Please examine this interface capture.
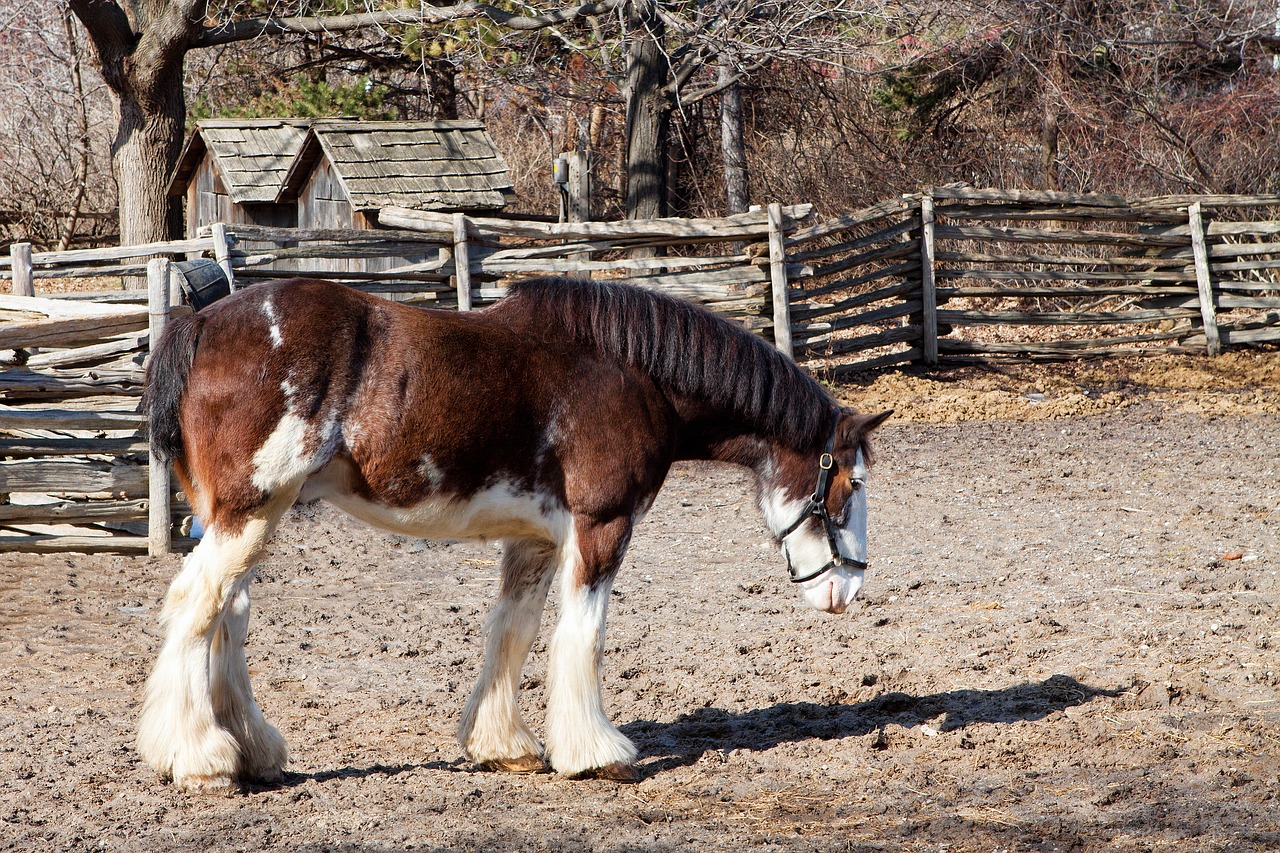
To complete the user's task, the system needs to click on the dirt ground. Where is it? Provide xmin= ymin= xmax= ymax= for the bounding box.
xmin=2 ymin=353 xmax=1278 ymax=852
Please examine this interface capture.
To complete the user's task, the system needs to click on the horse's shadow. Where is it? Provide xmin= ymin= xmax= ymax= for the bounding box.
xmin=251 ymin=674 xmax=1125 ymax=789
xmin=620 ymin=674 xmax=1128 ymax=778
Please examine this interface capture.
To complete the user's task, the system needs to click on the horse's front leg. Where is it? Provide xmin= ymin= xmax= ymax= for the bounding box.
xmin=458 ymin=538 xmax=557 ymax=772
xmin=544 ymin=515 xmax=638 ymax=780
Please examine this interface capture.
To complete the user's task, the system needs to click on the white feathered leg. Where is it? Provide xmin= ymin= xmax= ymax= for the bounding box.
xmin=137 ymin=496 xmax=292 ymax=789
xmin=459 ymin=539 xmax=556 ymax=771
xmin=543 ymin=542 xmax=637 ymax=778
xmin=209 ymin=576 xmax=288 ymax=781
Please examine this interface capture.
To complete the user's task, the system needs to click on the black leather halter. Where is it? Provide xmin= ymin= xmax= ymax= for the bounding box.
xmin=778 ymin=410 xmax=869 ymax=584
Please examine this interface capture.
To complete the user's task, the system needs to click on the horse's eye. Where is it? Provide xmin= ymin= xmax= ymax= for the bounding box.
xmin=850 ymin=479 xmax=863 ymax=492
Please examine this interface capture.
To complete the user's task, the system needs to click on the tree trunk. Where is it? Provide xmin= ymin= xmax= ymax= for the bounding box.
xmin=718 ymin=64 xmax=749 ymax=215
xmin=70 ymin=1 xmax=198 ymax=253
xmin=112 ymin=81 xmax=187 ymax=251
xmin=623 ymin=0 xmax=669 ymax=221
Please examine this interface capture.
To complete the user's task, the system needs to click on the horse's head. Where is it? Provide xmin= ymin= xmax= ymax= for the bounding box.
xmin=760 ymin=409 xmax=893 ymax=614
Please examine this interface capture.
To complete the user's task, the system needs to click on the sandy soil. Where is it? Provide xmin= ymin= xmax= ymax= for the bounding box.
xmin=2 ymin=356 xmax=1279 ymax=852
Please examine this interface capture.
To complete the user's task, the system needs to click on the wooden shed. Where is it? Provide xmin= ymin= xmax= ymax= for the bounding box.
xmin=278 ymin=120 xmax=514 ymax=229
xmin=167 ymin=118 xmax=311 ymax=235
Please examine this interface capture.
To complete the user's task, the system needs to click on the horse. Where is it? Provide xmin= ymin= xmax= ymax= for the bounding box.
xmin=138 ymin=275 xmax=892 ymax=789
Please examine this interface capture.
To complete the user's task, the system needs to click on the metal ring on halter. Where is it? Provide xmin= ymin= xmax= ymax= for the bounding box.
xmin=779 ymin=409 xmax=869 ymax=584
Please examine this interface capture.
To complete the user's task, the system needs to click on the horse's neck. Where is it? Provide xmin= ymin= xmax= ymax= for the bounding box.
xmin=671 ymin=405 xmax=780 ymax=473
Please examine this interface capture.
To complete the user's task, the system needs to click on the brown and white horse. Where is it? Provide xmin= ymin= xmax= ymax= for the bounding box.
xmin=138 ymin=276 xmax=891 ymax=788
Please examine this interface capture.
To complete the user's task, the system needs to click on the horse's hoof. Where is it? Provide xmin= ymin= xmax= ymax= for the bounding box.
xmin=573 ymin=762 xmax=642 ymax=783
xmin=241 ymin=766 xmax=285 ymax=785
xmin=479 ymin=755 xmax=548 ymax=774
xmin=173 ymin=773 xmax=237 ymax=792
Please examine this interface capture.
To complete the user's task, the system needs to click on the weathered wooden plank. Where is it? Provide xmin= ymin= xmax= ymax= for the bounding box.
xmin=148 ymin=257 xmax=172 ymax=555
xmin=0 ymin=315 xmax=148 ymax=351
xmin=803 ymin=260 xmax=920 ymax=300
xmin=1188 ymin=202 xmax=1221 ymax=357
xmin=20 ymin=237 xmax=213 ymax=266
xmin=920 ymin=196 xmax=938 ymax=366
xmin=937 ymin=285 xmax=1198 ymax=299
xmin=0 ymin=437 xmax=148 ymax=458
xmin=233 ymin=241 xmax=451 ymax=262
xmin=0 ymin=458 xmax=148 ymax=496
xmin=0 ymin=405 xmax=144 ymax=430
xmin=628 ymin=264 xmax=776 ymax=291
xmin=0 ymin=534 xmax=197 ymax=554
xmin=936 ymin=307 xmax=1197 ymax=326
xmin=1209 ymin=258 xmax=1280 ymax=274
xmin=1206 ymin=221 xmax=1280 ymax=237
xmin=380 ymin=204 xmax=813 ymax=242
xmin=0 ymin=498 xmax=150 ymax=524
xmin=823 ymin=347 xmax=922 ymax=375
xmin=933 ymin=267 xmax=1198 ymax=283
xmin=478 ymin=254 xmax=750 ymax=275
xmin=807 ymin=241 xmax=918 ymax=280
xmin=823 ymin=300 xmax=923 ymax=334
xmin=10 ymin=243 xmax=33 ymax=297
xmin=937 ymin=327 xmax=1189 ymax=354
xmin=786 ymin=217 xmax=920 ymax=264
xmin=1135 ymin=193 xmax=1280 ymax=210
xmin=767 ymin=204 xmax=792 ymax=357
xmin=0 ymin=370 xmax=143 ymax=400
xmin=794 ymin=324 xmax=919 ymax=356
xmin=236 ymin=267 xmax=452 ymax=284
xmin=23 ymin=333 xmax=148 ymax=370
xmin=1207 ymin=240 xmax=1280 ymax=259
xmin=933 ymin=224 xmax=1187 ymax=248
xmin=932 ymin=202 xmax=1181 ymax=224
xmin=787 ymin=196 xmax=918 ymax=244
xmin=1181 ymin=325 xmax=1280 ymax=346
xmin=933 ymin=250 xmax=1190 ymax=268
xmin=791 ymin=280 xmax=920 ymax=322
xmin=928 ymin=187 xmax=1132 ymax=207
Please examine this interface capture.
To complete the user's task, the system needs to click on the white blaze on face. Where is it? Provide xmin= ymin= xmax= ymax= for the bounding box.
xmin=762 ymin=450 xmax=870 ymax=615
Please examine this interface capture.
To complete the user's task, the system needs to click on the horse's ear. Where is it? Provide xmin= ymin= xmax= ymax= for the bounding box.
xmin=841 ymin=409 xmax=894 ymax=441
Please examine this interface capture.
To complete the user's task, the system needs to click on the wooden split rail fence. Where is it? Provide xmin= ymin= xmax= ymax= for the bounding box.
xmin=3 ymin=189 xmax=1279 ymax=553
xmin=780 ymin=188 xmax=1280 ymax=376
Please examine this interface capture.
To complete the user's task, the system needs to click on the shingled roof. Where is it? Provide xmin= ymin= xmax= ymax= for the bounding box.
xmin=279 ymin=120 xmax=514 ymax=212
xmin=168 ymin=119 xmax=311 ymax=203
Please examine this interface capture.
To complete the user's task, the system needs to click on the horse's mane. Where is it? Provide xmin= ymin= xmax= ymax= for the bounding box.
xmin=501 ymin=277 xmax=836 ymax=448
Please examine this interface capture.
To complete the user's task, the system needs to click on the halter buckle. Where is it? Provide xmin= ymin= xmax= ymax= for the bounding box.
xmin=819 ymin=453 xmax=834 ymax=470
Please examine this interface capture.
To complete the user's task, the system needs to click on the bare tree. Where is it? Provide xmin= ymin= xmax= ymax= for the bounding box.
xmin=0 ymin=1 xmax=115 ymax=249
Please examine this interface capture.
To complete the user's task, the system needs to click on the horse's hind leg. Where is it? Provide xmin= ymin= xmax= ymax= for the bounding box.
xmin=459 ymin=538 xmax=556 ymax=772
xmin=136 ymin=490 xmax=296 ymax=789
xmin=209 ymin=572 xmax=288 ymax=782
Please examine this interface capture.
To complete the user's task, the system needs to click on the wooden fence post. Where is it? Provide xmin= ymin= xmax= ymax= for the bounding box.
xmin=919 ymin=195 xmax=939 ymax=365
xmin=10 ymin=242 xmax=33 ymax=297
xmin=452 ymin=213 xmax=473 ymax=312
xmin=1188 ymin=201 xmax=1221 ymax=357
xmin=565 ymin=151 xmax=593 ymax=279
xmin=210 ymin=222 xmax=236 ymax=291
xmin=146 ymin=258 xmax=172 ymax=557
xmin=767 ymin=202 xmax=793 ymax=358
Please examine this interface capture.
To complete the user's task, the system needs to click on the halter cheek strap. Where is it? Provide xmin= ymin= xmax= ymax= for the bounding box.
xmin=779 ymin=410 xmax=869 ymax=585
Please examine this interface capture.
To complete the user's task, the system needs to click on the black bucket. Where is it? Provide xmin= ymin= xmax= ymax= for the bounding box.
xmin=170 ymin=259 xmax=231 ymax=310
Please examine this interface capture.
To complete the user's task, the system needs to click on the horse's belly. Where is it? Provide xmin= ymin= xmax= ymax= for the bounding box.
xmin=302 ymin=465 xmax=568 ymax=543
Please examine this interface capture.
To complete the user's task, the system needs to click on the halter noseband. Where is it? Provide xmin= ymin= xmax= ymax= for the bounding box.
xmin=778 ymin=410 xmax=869 ymax=584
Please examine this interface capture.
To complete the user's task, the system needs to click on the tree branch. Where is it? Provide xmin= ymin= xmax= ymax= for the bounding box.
xmin=193 ymin=0 xmax=625 ymax=49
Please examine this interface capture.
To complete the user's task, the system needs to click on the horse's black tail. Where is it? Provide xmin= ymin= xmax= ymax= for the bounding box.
xmin=144 ymin=313 xmax=205 ymax=464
